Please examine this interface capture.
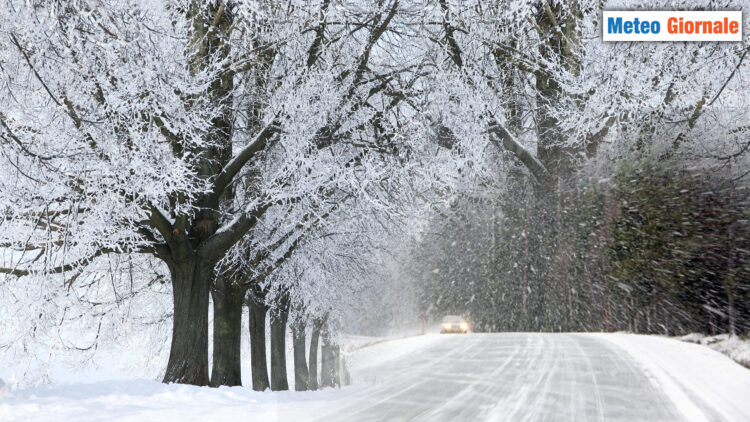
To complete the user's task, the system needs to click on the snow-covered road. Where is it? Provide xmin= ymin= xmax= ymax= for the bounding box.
xmin=320 ymin=333 xmax=749 ymax=422
xmin=2 ymin=333 xmax=750 ymax=421
xmin=330 ymin=333 xmax=678 ymax=421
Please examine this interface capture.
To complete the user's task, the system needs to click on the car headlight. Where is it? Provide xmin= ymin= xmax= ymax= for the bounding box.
xmin=442 ymin=323 xmax=452 ymax=330
xmin=460 ymin=322 xmax=468 ymax=330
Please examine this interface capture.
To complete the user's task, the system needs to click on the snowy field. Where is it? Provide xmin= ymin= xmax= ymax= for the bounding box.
xmin=2 ymin=333 xmax=750 ymax=422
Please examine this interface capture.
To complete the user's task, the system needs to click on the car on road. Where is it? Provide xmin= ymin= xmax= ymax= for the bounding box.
xmin=440 ymin=315 xmax=469 ymax=333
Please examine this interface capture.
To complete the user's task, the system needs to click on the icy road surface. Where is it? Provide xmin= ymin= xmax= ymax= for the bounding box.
xmin=2 ymin=333 xmax=750 ymax=421
xmin=317 ymin=333 xmax=750 ymax=422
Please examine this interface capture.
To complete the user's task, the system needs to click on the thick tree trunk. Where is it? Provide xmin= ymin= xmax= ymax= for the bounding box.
xmin=160 ymin=2 xmax=236 ymax=388
xmin=248 ymin=297 xmax=270 ymax=391
xmin=534 ymin=3 xmax=581 ymax=179
xmin=333 ymin=345 xmax=341 ymax=387
xmin=210 ymin=278 xmax=244 ymax=387
xmin=339 ymin=351 xmax=350 ymax=386
xmin=270 ymin=305 xmax=289 ymax=391
xmin=320 ymin=332 xmax=340 ymax=388
xmin=163 ymin=259 xmax=211 ymax=385
xmin=292 ymin=320 xmax=309 ymax=391
xmin=308 ymin=321 xmax=321 ymax=390
xmin=320 ymin=341 xmax=333 ymax=388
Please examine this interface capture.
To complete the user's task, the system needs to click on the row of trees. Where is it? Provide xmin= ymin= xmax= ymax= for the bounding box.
xmin=0 ymin=0 xmax=433 ymax=387
xmin=412 ymin=160 xmax=750 ymax=335
xmin=2 ymin=0 xmax=749 ymax=387
xmin=399 ymin=0 xmax=750 ymax=334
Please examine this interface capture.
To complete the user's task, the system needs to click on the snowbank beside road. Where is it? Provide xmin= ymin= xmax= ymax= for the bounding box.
xmin=0 ymin=334 xmax=438 ymax=422
xmin=346 ymin=333 xmax=441 ymax=371
xmin=0 ymin=379 xmax=327 ymax=421
xmin=593 ymin=333 xmax=750 ymax=422
xmin=680 ymin=333 xmax=750 ymax=369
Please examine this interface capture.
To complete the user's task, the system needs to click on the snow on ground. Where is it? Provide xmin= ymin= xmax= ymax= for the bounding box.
xmin=345 ymin=331 xmax=441 ymax=371
xmin=593 ymin=332 xmax=750 ymax=422
xmin=679 ymin=333 xmax=750 ymax=369
xmin=2 ymin=332 xmax=750 ymax=422
xmin=0 ymin=333 xmax=436 ymax=422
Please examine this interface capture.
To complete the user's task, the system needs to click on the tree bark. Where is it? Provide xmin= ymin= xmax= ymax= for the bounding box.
xmin=163 ymin=258 xmax=211 ymax=385
xmin=308 ymin=320 xmax=321 ymax=390
xmin=248 ymin=296 xmax=270 ymax=391
xmin=320 ymin=332 xmax=340 ymax=388
xmin=270 ymin=303 xmax=289 ymax=391
xmin=534 ymin=2 xmax=581 ymax=180
xmin=339 ymin=350 xmax=350 ymax=386
xmin=292 ymin=320 xmax=309 ymax=391
xmin=160 ymin=2 xmax=234 ymax=387
xmin=210 ymin=277 xmax=244 ymax=387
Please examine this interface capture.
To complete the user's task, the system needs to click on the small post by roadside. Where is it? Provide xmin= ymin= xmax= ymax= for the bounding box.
xmin=421 ymin=313 xmax=425 ymax=335
xmin=605 ymin=305 xmax=610 ymax=333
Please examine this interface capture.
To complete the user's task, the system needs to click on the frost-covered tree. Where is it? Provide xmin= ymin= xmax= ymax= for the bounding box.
xmin=1 ymin=0 xmax=241 ymax=385
xmin=0 ymin=0 xmax=422 ymax=386
xmin=409 ymin=0 xmax=750 ymax=331
xmin=3 ymin=0 xmax=750 ymax=389
xmin=0 ymin=0 xmax=456 ymax=387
